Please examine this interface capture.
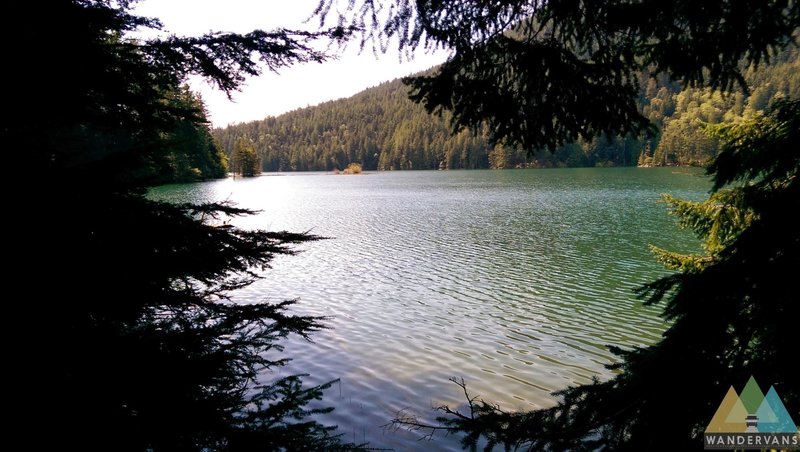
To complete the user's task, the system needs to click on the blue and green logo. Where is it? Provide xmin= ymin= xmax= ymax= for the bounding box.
xmin=705 ymin=376 xmax=799 ymax=449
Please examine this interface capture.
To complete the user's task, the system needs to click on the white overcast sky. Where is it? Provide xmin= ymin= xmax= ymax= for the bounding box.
xmin=132 ymin=0 xmax=447 ymax=127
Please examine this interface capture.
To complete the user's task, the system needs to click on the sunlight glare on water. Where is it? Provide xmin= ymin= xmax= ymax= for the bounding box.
xmin=150 ymin=167 xmax=709 ymax=450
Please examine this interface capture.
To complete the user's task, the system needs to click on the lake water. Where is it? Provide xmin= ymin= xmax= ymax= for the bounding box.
xmin=150 ymin=167 xmax=709 ymax=450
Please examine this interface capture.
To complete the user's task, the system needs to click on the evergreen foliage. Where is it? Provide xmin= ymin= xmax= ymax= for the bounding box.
xmin=315 ymin=0 xmax=799 ymax=449
xmin=396 ymin=97 xmax=800 ymax=452
xmin=233 ymin=137 xmax=261 ymax=177
xmin=315 ymin=0 xmax=797 ymax=151
xmin=158 ymin=86 xmax=229 ymax=183
xmin=214 ymin=77 xmax=493 ymax=171
xmin=214 ymin=50 xmax=799 ymax=170
xmin=7 ymin=1 xmax=358 ymax=449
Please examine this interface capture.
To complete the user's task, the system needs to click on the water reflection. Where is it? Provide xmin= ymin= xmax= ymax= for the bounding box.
xmin=151 ymin=168 xmax=708 ymax=450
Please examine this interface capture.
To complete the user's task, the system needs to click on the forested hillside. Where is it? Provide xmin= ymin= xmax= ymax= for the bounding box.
xmin=214 ymin=49 xmax=799 ymax=171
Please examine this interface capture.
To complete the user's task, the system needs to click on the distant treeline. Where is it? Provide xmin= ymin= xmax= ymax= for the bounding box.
xmin=214 ymin=48 xmax=799 ymax=171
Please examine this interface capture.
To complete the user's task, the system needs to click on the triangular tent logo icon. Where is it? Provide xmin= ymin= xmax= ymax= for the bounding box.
xmin=757 ymin=386 xmax=798 ymax=433
xmin=740 ymin=376 xmax=765 ymax=415
xmin=705 ymin=377 xmax=798 ymax=435
xmin=707 ymin=386 xmax=747 ymax=432
xmin=705 ymin=377 xmax=799 ymax=449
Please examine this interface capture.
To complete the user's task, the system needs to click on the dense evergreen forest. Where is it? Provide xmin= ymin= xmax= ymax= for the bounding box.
xmin=156 ymin=87 xmax=228 ymax=183
xmin=214 ymin=48 xmax=799 ymax=171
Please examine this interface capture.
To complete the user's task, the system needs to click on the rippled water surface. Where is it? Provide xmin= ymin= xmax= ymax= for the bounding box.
xmin=151 ymin=168 xmax=709 ymax=450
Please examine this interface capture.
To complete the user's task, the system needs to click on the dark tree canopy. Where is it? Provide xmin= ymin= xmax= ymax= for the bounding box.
xmin=422 ymin=101 xmax=800 ymax=451
xmin=8 ymin=0 xmax=349 ymax=190
xmin=156 ymin=86 xmax=229 ymax=183
xmin=316 ymin=1 xmax=800 ymax=450
xmin=317 ymin=0 xmax=798 ymax=149
xmin=6 ymin=1 xmax=358 ymax=450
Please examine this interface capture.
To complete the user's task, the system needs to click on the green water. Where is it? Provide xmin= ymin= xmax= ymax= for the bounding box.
xmin=150 ymin=167 xmax=709 ymax=450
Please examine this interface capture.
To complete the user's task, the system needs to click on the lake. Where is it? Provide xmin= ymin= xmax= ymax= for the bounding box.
xmin=150 ymin=167 xmax=709 ymax=450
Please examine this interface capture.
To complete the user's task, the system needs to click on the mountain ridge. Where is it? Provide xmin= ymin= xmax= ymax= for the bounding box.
xmin=213 ymin=49 xmax=799 ymax=171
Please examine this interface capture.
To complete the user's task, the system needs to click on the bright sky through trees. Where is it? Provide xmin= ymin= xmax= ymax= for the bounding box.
xmin=133 ymin=0 xmax=448 ymax=127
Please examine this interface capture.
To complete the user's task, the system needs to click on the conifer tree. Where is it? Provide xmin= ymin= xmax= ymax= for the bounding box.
xmin=316 ymin=0 xmax=799 ymax=448
xmin=233 ymin=137 xmax=261 ymax=177
xmin=6 ymin=1 xmax=358 ymax=449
